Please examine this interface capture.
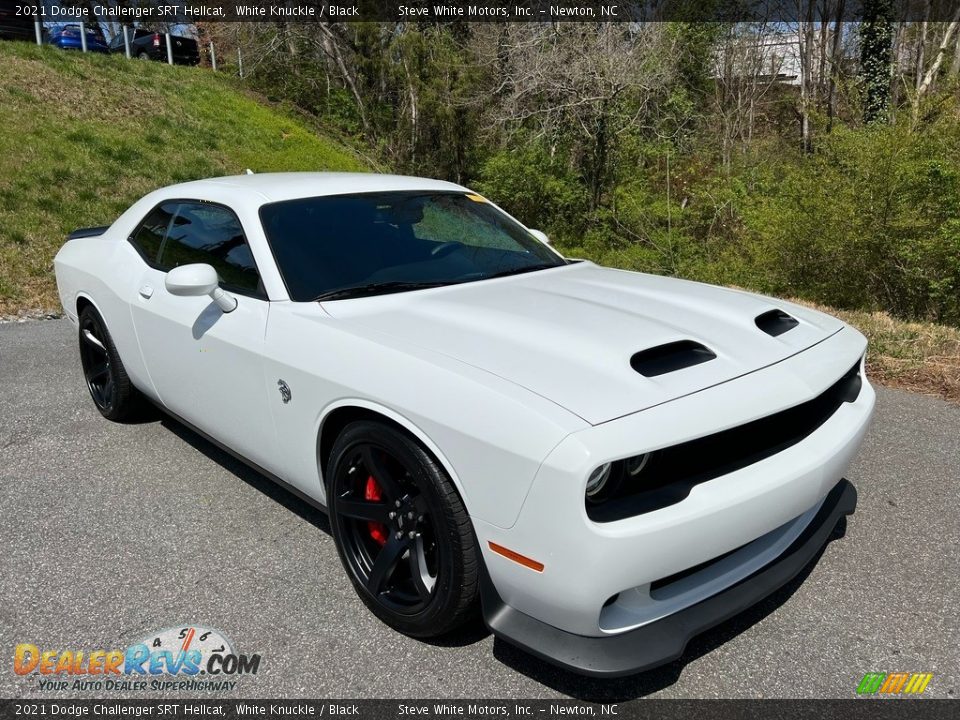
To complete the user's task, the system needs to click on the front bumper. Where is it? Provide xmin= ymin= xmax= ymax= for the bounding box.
xmin=481 ymin=478 xmax=857 ymax=677
xmin=475 ymin=327 xmax=873 ymax=640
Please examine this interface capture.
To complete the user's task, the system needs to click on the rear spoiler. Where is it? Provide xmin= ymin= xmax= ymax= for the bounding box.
xmin=67 ymin=226 xmax=110 ymax=240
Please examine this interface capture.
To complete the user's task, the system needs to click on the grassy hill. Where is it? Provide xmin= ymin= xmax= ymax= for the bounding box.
xmin=0 ymin=41 xmax=371 ymax=313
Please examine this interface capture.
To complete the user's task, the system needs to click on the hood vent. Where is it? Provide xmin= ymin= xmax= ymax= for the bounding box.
xmin=755 ymin=309 xmax=799 ymax=337
xmin=630 ymin=340 xmax=717 ymax=378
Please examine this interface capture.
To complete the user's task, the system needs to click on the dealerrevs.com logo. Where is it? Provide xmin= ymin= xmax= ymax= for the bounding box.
xmin=13 ymin=625 xmax=261 ymax=692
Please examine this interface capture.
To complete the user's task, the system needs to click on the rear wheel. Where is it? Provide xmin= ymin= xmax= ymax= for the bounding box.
xmin=327 ymin=421 xmax=479 ymax=637
xmin=78 ymin=305 xmax=143 ymax=421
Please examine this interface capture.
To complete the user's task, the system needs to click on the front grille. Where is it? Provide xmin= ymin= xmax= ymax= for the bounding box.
xmin=587 ymin=360 xmax=862 ymax=523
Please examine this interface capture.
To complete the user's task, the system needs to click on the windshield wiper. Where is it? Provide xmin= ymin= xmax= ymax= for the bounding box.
xmin=313 ymin=280 xmax=450 ymax=302
xmin=314 ymin=264 xmax=561 ymax=301
xmin=484 ymin=263 xmax=561 ymax=281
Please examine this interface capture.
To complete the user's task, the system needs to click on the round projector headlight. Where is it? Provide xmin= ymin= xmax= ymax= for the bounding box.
xmin=585 ymin=463 xmax=612 ymax=500
xmin=626 ymin=453 xmax=651 ymax=476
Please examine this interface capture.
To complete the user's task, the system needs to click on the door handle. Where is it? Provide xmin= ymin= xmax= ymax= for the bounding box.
xmin=138 ymin=285 xmax=154 ymax=299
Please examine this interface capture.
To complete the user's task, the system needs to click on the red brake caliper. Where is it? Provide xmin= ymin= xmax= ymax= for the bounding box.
xmin=364 ymin=475 xmax=388 ymax=547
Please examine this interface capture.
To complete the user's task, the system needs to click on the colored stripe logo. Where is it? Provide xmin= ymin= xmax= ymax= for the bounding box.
xmin=857 ymin=672 xmax=933 ymax=695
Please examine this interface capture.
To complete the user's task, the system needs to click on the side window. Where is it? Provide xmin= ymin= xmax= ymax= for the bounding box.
xmin=129 ymin=203 xmax=177 ymax=264
xmin=157 ymin=202 xmax=264 ymax=297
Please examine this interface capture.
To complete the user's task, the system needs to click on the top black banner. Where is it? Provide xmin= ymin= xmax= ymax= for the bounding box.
xmin=15 ymin=0 xmax=960 ymax=23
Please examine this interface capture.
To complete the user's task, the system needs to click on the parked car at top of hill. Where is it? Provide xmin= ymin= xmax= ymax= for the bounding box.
xmin=0 ymin=0 xmax=37 ymax=41
xmin=110 ymin=27 xmax=199 ymax=65
xmin=46 ymin=24 xmax=109 ymax=54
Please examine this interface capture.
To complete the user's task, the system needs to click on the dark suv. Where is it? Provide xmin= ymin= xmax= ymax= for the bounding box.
xmin=110 ymin=27 xmax=199 ymax=66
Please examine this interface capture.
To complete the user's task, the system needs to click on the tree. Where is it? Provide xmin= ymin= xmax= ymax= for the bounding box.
xmin=860 ymin=0 xmax=895 ymax=124
xmin=712 ymin=22 xmax=784 ymax=168
xmin=826 ymin=0 xmax=847 ymax=131
xmin=469 ymin=23 xmax=677 ymax=208
xmin=912 ymin=5 xmax=960 ymax=124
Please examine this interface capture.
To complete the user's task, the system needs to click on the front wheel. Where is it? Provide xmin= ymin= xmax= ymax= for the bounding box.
xmin=327 ymin=421 xmax=479 ymax=637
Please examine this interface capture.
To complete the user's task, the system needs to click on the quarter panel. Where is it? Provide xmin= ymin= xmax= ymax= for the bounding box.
xmin=54 ymin=235 xmax=156 ymax=398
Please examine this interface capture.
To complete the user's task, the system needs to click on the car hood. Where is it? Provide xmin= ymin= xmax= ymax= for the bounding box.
xmin=322 ymin=262 xmax=845 ymax=425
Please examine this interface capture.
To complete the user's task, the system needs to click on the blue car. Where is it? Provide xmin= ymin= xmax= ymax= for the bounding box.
xmin=46 ymin=24 xmax=109 ymax=54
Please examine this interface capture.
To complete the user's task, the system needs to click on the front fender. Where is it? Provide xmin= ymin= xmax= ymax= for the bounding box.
xmin=262 ymin=304 xmax=586 ymax=527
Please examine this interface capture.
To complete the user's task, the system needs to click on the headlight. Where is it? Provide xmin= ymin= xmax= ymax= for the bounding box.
xmin=585 ymin=463 xmax=612 ymax=500
xmin=585 ymin=453 xmax=654 ymax=505
xmin=626 ymin=453 xmax=650 ymax=476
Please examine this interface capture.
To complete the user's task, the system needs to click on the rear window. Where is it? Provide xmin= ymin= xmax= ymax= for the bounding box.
xmin=56 ymin=24 xmax=103 ymax=40
xmin=129 ymin=203 xmax=175 ymax=264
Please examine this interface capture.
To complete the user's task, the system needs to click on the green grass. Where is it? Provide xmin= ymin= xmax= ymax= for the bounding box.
xmin=0 ymin=41 xmax=371 ymax=312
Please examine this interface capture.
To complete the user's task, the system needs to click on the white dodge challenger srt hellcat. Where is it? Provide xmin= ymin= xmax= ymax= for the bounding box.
xmin=54 ymin=173 xmax=874 ymax=677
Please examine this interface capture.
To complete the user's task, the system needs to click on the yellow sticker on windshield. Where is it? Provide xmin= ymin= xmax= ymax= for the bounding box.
xmin=465 ymin=193 xmax=487 ymax=203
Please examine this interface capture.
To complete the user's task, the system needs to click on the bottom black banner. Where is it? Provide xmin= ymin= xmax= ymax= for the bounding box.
xmin=0 ymin=700 xmax=956 ymax=720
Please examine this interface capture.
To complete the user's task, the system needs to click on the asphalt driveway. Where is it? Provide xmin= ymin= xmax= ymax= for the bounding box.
xmin=1 ymin=319 xmax=957 ymax=701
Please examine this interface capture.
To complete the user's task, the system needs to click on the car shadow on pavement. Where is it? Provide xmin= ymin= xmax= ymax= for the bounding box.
xmin=492 ymin=518 xmax=848 ymax=702
xmin=159 ymin=416 xmax=332 ymax=536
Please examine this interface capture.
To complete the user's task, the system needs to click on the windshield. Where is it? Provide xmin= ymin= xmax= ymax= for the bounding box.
xmin=259 ymin=191 xmax=565 ymax=301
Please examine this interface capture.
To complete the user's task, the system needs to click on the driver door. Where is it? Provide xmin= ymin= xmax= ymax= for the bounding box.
xmin=127 ymin=200 xmax=277 ymax=470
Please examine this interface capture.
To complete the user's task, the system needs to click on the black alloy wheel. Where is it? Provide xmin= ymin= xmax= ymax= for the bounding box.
xmin=77 ymin=305 xmax=142 ymax=421
xmin=327 ymin=421 xmax=478 ymax=637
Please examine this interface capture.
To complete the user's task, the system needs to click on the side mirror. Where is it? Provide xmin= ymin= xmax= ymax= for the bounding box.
xmin=165 ymin=264 xmax=237 ymax=313
xmin=529 ymin=229 xmax=551 ymax=246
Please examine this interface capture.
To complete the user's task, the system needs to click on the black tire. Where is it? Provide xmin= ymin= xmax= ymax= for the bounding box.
xmin=138 ymin=51 xmax=150 ymax=61
xmin=327 ymin=421 xmax=479 ymax=637
xmin=77 ymin=305 xmax=144 ymax=422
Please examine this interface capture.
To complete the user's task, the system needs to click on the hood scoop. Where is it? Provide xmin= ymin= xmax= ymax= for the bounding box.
xmin=630 ymin=340 xmax=717 ymax=378
xmin=756 ymin=309 xmax=799 ymax=337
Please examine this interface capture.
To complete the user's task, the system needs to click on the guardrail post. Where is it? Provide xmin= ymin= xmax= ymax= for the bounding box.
xmin=34 ymin=20 xmax=42 ymax=46
xmin=237 ymin=46 xmax=243 ymax=78
xmin=80 ymin=22 xmax=88 ymax=53
xmin=123 ymin=25 xmax=131 ymax=59
xmin=209 ymin=41 xmax=217 ymax=71
xmin=165 ymin=32 xmax=173 ymax=65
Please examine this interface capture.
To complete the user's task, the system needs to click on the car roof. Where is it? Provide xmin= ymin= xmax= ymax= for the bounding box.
xmin=160 ymin=172 xmax=470 ymax=204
